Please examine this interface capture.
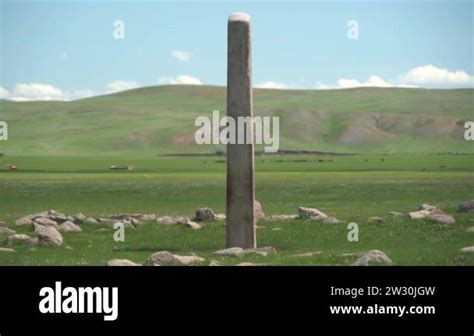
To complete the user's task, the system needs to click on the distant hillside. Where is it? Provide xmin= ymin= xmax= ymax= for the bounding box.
xmin=0 ymin=85 xmax=473 ymax=156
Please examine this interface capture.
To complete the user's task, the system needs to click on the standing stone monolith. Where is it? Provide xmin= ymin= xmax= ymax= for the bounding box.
xmin=226 ymin=12 xmax=256 ymax=249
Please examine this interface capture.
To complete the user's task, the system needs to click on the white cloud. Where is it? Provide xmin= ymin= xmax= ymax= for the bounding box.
xmin=255 ymin=81 xmax=289 ymax=89
xmin=9 ymin=83 xmax=67 ymax=101
xmin=317 ymin=75 xmax=418 ymax=90
xmin=106 ymin=80 xmax=140 ymax=93
xmin=158 ymin=75 xmax=202 ymax=85
xmin=170 ymin=50 xmax=192 ymax=62
xmin=400 ymin=65 xmax=473 ymax=85
xmin=0 ymin=86 xmax=9 ymax=99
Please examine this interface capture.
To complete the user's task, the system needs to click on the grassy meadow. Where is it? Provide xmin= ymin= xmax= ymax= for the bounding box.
xmin=0 ymin=154 xmax=473 ymax=266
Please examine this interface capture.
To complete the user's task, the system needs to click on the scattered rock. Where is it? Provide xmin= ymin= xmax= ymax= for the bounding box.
xmin=458 ymin=200 xmax=474 ymax=213
xmin=58 ymin=221 xmax=82 ymax=233
xmin=323 ymin=217 xmax=341 ymax=224
xmin=460 ymin=246 xmax=474 ymax=253
xmin=419 ymin=203 xmax=438 ymax=211
xmin=156 ymin=216 xmax=189 ymax=225
xmin=33 ymin=217 xmax=59 ymax=228
xmin=409 ymin=210 xmax=431 ymax=219
xmin=156 ymin=216 xmax=177 ymax=225
xmin=181 ymin=220 xmax=202 ymax=230
xmin=408 ymin=205 xmax=456 ymax=224
xmin=352 ymin=250 xmax=392 ymax=266
xmin=388 ymin=211 xmax=404 ymax=217
xmin=213 ymin=246 xmax=276 ymax=257
xmin=368 ymin=216 xmax=385 ymax=224
xmin=194 ymin=207 xmax=215 ymax=221
xmin=290 ymin=251 xmax=324 ymax=258
xmin=214 ymin=213 xmax=226 ymax=221
xmin=83 ymin=217 xmax=99 ymax=225
xmin=208 ymin=260 xmax=221 ymax=266
xmin=133 ymin=214 xmax=156 ymax=222
xmin=0 ymin=247 xmax=15 ymax=253
xmin=143 ymin=251 xmax=204 ymax=266
xmin=264 ymin=214 xmax=298 ymax=222
xmin=254 ymin=201 xmax=265 ymax=220
xmin=214 ymin=247 xmax=244 ymax=257
xmin=0 ymin=226 xmax=16 ymax=235
xmin=15 ymin=217 xmax=33 ymax=226
xmin=73 ymin=213 xmax=87 ymax=223
xmin=106 ymin=259 xmax=138 ymax=266
xmin=271 ymin=227 xmax=282 ymax=231
xmin=110 ymin=220 xmax=135 ymax=229
xmin=173 ymin=254 xmax=205 ymax=265
xmin=465 ymin=227 xmax=474 ymax=233
xmin=237 ymin=262 xmax=257 ymax=266
xmin=298 ymin=206 xmax=328 ymax=221
xmin=34 ymin=224 xmax=63 ymax=247
xmin=7 ymin=234 xmax=38 ymax=246
xmin=0 ymin=220 xmax=5 ymax=225
xmin=428 ymin=213 xmax=455 ymax=224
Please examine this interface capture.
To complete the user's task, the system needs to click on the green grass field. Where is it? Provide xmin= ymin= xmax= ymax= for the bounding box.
xmin=1 ymin=86 xmax=473 ymax=156
xmin=1 ymin=154 xmax=473 ymax=266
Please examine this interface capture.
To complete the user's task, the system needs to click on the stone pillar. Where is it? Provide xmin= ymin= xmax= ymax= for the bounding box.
xmin=226 ymin=12 xmax=256 ymax=249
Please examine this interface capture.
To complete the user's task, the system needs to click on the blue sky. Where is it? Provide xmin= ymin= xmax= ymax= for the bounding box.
xmin=0 ymin=0 xmax=473 ymax=100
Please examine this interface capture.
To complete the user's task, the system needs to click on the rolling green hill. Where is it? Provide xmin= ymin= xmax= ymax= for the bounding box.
xmin=0 ymin=85 xmax=472 ymax=156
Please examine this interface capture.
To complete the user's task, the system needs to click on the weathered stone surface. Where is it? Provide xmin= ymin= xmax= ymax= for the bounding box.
xmin=290 ymin=251 xmax=324 ymax=258
xmin=33 ymin=217 xmax=59 ymax=228
xmin=458 ymin=200 xmax=474 ymax=213
xmin=34 ymin=224 xmax=63 ymax=246
xmin=214 ymin=247 xmax=244 ymax=257
xmin=0 ymin=247 xmax=15 ymax=253
xmin=419 ymin=203 xmax=438 ymax=211
xmin=214 ymin=213 xmax=226 ymax=221
xmin=368 ymin=217 xmax=385 ymax=224
xmin=298 ymin=207 xmax=328 ymax=220
xmin=194 ymin=207 xmax=215 ymax=221
xmin=73 ymin=213 xmax=87 ymax=223
xmin=352 ymin=250 xmax=392 ymax=266
xmin=428 ymin=213 xmax=455 ymax=224
xmin=181 ymin=220 xmax=202 ymax=230
xmin=7 ymin=234 xmax=38 ymax=246
xmin=83 ymin=217 xmax=99 ymax=225
xmin=226 ymin=12 xmax=255 ymax=250
xmin=237 ymin=262 xmax=257 ymax=266
xmin=323 ymin=217 xmax=341 ymax=224
xmin=15 ymin=217 xmax=33 ymax=226
xmin=213 ymin=246 xmax=276 ymax=257
xmin=133 ymin=214 xmax=156 ymax=222
xmin=143 ymin=251 xmax=204 ymax=266
xmin=460 ymin=246 xmax=474 ymax=253
xmin=0 ymin=220 xmax=5 ymax=225
xmin=388 ymin=211 xmax=404 ymax=217
xmin=106 ymin=259 xmax=138 ymax=266
xmin=409 ymin=210 xmax=431 ymax=219
xmin=0 ymin=226 xmax=16 ymax=235
xmin=208 ymin=260 xmax=221 ymax=266
xmin=156 ymin=216 xmax=176 ymax=225
xmin=156 ymin=216 xmax=190 ymax=226
xmin=254 ymin=201 xmax=265 ymax=220
xmin=58 ymin=221 xmax=82 ymax=233
xmin=465 ymin=226 xmax=474 ymax=233
xmin=264 ymin=215 xmax=298 ymax=222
